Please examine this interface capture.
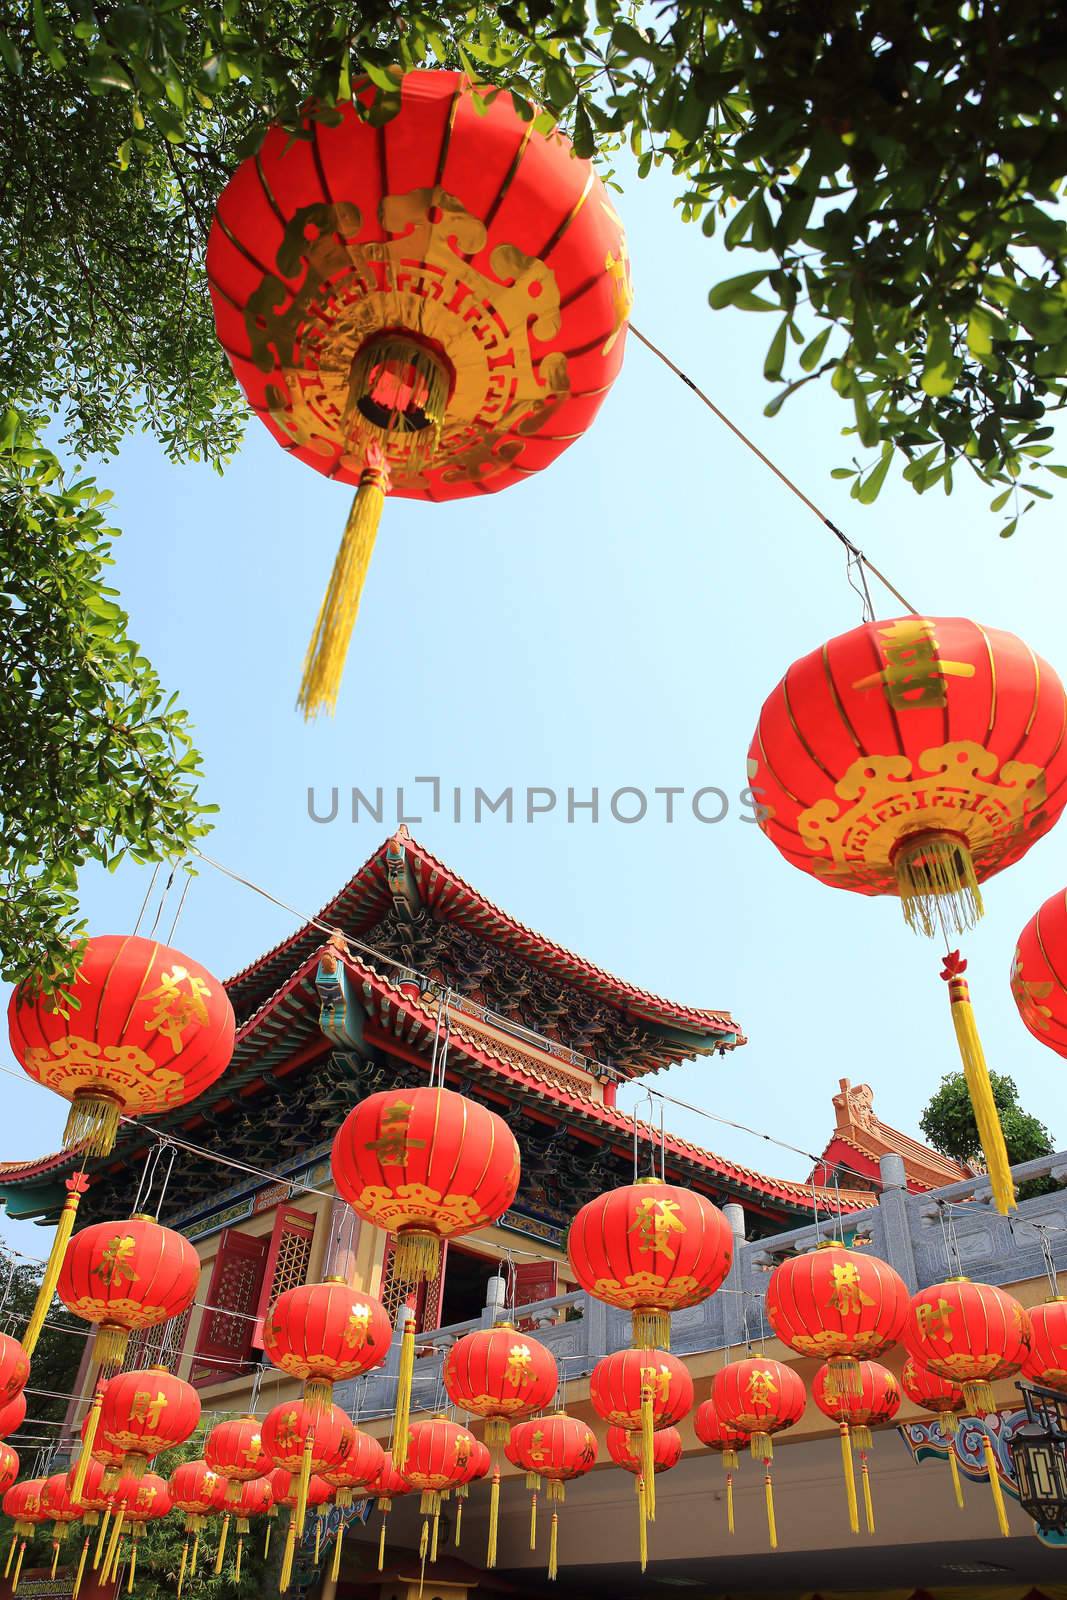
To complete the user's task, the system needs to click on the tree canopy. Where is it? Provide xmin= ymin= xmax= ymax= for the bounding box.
xmin=920 ymin=1069 xmax=1054 ymax=1168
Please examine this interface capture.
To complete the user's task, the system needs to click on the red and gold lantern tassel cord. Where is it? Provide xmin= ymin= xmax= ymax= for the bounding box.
xmin=392 ymin=1309 xmax=417 ymax=1473
xmin=330 ymin=1520 xmax=345 ymax=1584
xmin=859 ymin=1452 xmax=875 ymax=1534
xmin=430 ymin=1502 xmax=441 ymax=1564
xmin=177 ymin=1536 xmax=189 ymax=1598
xmin=294 ymin=1433 xmax=314 ymax=1539
xmin=529 ymin=1490 xmax=537 ymax=1551
xmin=298 ymin=453 xmax=391 ymax=721
xmin=71 ymin=1382 xmax=105 ymax=1502
xmin=838 ymin=1422 xmax=860 ymax=1535
xmin=763 ymin=1467 xmax=778 ymax=1551
xmin=314 ymin=1514 xmax=322 ymax=1566
xmin=280 ymin=1520 xmax=297 ymax=1593
xmin=127 ymin=1539 xmax=138 ymax=1595
xmin=50 ymin=1540 xmax=60 ymax=1580
xmin=12 ymin=1539 xmax=26 ymax=1594
xmin=23 ymin=1173 xmax=89 ymax=1356
xmin=640 ymin=1383 xmax=657 ymax=1522
xmin=726 ymin=1471 xmax=735 ymax=1536
xmin=941 ymin=952 xmax=1016 ymax=1214
xmin=191 ymin=1528 xmax=201 ymax=1571
xmin=378 ymin=1504 xmax=390 ymax=1572
xmin=72 ymin=1534 xmax=90 ymax=1600
xmin=214 ymin=1513 xmax=231 ymax=1575
xmin=548 ymin=1511 xmax=559 ymax=1582
xmin=4 ymin=1529 xmax=16 ymax=1579
xmin=637 ymin=1477 xmax=648 ymax=1574
xmin=93 ymin=1502 xmax=112 ymax=1569
xmin=949 ymin=1448 xmax=965 ymax=1510
xmin=102 ymin=1505 xmax=126 ymax=1583
xmin=235 ymin=1534 xmax=244 ymax=1583
xmin=982 ymin=1433 xmax=1011 ymax=1537
xmin=487 ymin=1468 xmax=501 ymax=1569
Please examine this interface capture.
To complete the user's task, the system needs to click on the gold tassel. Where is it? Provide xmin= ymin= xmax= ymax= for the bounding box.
xmin=177 ymin=1536 xmax=188 ymax=1597
xmin=304 ymin=1376 xmax=333 ymax=1416
xmin=963 ymin=1377 xmax=997 ymax=1415
xmin=640 ymin=1383 xmax=656 ymax=1522
xmin=487 ymin=1468 xmax=500 ymax=1569
xmin=280 ymin=1521 xmax=296 ymax=1593
xmin=764 ymin=1469 xmax=777 ymax=1551
xmin=295 ymin=1433 xmax=314 ymax=1538
xmin=548 ymin=1511 xmax=559 ymax=1581
xmin=860 ymin=1454 xmax=875 ymax=1534
xmin=5 ymin=1529 xmax=17 ymax=1578
xmin=838 ymin=1422 xmax=859 ymax=1535
xmin=430 ymin=1504 xmax=440 ymax=1563
xmin=12 ymin=1540 xmax=26 ymax=1594
xmin=983 ymin=1433 xmax=1010 ymax=1536
xmin=392 ymin=1311 xmax=417 ymax=1472
xmin=941 ymin=951 xmax=1016 ymax=1214
xmin=92 ymin=1323 xmax=131 ymax=1375
xmin=529 ymin=1491 xmax=536 ymax=1551
xmin=62 ymin=1092 xmax=122 ymax=1157
xmin=331 ymin=1520 xmax=345 ymax=1583
xmin=236 ymin=1534 xmax=243 ymax=1582
xmin=51 ymin=1541 xmax=60 ymax=1580
xmin=127 ymin=1539 xmax=137 ymax=1594
xmin=71 ymin=1383 xmax=105 ymax=1502
xmin=632 ymin=1309 xmax=671 ymax=1350
xmin=314 ymin=1514 xmax=322 ymax=1566
xmin=949 ymin=1448 xmax=965 ymax=1510
xmin=637 ymin=1477 xmax=648 ymax=1574
xmin=751 ymin=1431 xmax=772 ymax=1465
xmin=825 ymin=1355 xmax=861 ymax=1401
xmin=191 ymin=1528 xmax=200 ymax=1571
xmin=24 ymin=1174 xmax=88 ymax=1355
xmin=263 ymin=1521 xmax=271 ymax=1561
xmin=72 ymin=1535 xmax=89 ymax=1599
xmin=214 ymin=1513 xmax=230 ymax=1574
xmin=103 ymin=1505 xmax=126 ymax=1582
xmin=896 ymin=831 xmax=983 ymax=939
xmin=455 ymin=1498 xmax=463 ymax=1547
xmin=726 ymin=1471 xmax=735 ymax=1535
xmin=298 ymin=459 xmax=389 ymax=720
xmin=93 ymin=1503 xmax=111 ymax=1570
xmin=378 ymin=1513 xmax=387 ymax=1572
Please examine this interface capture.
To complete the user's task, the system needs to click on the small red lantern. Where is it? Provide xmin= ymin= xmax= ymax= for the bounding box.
xmin=901 ymin=1356 xmax=968 ymax=1513
xmin=904 ymin=1279 xmax=1030 ymax=1413
xmin=168 ymin=1456 xmax=227 ymax=1587
xmin=322 ymin=1428 xmax=385 ymax=1506
xmin=205 ymin=1415 xmax=271 ymax=1502
xmin=0 ymin=1394 xmax=27 ymax=1439
xmin=590 ymin=1345 xmax=692 ymax=1523
xmin=102 ymin=1473 xmax=171 ymax=1590
xmin=813 ymin=1359 xmax=900 ymax=1534
xmin=1012 ymin=889 xmax=1067 ymax=1055
xmin=41 ymin=1472 xmax=85 ymax=1581
xmin=1023 ymin=1298 xmax=1067 ymax=1391
xmin=443 ymin=1322 xmax=559 ymax=1443
xmin=452 ymin=1436 xmax=491 ymax=1550
xmin=567 ymin=1179 xmax=733 ymax=1349
xmin=606 ymin=1424 xmax=681 ymax=1574
xmin=9 ymin=934 xmax=235 ymax=1155
xmin=0 ymin=1445 xmax=18 ymax=1497
xmin=269 ymin=1466 xmax=335 ymax=1591
xmin=262 ymin=1277 xmax=392 ymax=1412
xmin=765 ymin=1244 xmax=909 ymax=1396
xmin=364 ymin=1452 xmax=413 ymax=1575
xmin=226 ymin=1476 xmax=274 ymax=1583
xmin=712 ymin=1358 xmax=806 ymax=1551
xmin=261 ymin=1397 xmax=354 ymax=1553
xmin=405 ymin=1416 xmax=478 ymax=1570
xmin=69 ymin=1456 xmax=113 ymax=1525
xmin=508 ymin=1413 xmax=597 ymax=1580
xmin=0 ymin=1335 xmax=29 ymax=1406
xmin=59 ymin=1215 xmax=200 ymax=1374
xmin=2 ymin=1477 xmax=46 ymax=1592
xmin=694 ymin=1397 xmax=747 ymax=1535
xmin=98 ymin=1367 xmax=201 ymax=1477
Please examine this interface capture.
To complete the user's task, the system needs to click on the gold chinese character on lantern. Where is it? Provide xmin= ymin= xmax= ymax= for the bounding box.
xmin=276 ymin=1410 xmax=300 ymax=1447
xmin=144 ymin=966 xmax=212 ymax=1051
xmin=505 ymin=1343 xmax=533 ymax=1389
xmin=242 ymin=1436 xmax=262 ymax=1464
xmin=914 ymin=1298 xmax=954 ymax=1341
xmin=130 ymin=1390 xmax=168 ymax=1430
xmin=454 ymin=1433 xmax=471 ymax=1469
xmin=628 ymin=1197 xmax=686 ymax=1260
xmin=364 ymin=1102 xmax=426 ymax=1166
xmin=344 ymin=1304 xmax=371 ymax=1348
xmin=93 ymin=1234 xmax=139 ymax=1289
xmin=827 ymin=1261 xmax=876 ymax=1318
xmin=746 ymin=1368 xmax=779 ymax=1409
xmin=852 ymin=619 xmax=975 ymax=710
xmin=528 ymin=1428 xmax=546 ymax=1465
xmin=641 ymin=1364 xmax=673 ymax=1405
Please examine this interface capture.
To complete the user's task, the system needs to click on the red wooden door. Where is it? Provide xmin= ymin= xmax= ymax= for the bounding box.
xmin=514 ymin=1259 xmax=558 ymax=1330
xmin=191 ymin=1230 xmax=269 ymax=1385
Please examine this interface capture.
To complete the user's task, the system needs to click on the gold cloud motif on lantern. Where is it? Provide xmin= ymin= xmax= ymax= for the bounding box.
xmin=590 ymin=1271 xmax=703 ymax=1308
xmin=23 ymin=1036 xmax=185 ymax=1106
xmin=354 ymin=1183 xmax=488 ymax=1236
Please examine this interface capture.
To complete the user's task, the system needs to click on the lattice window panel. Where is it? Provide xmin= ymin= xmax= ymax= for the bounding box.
xmin=379 ymin=1239 xmax=446 ymax=1333
xmin=191 ymin=1231 xmax=268 ymax=1384
xmin=119 ymin=1305 xmax=194 ymax=1373
xmin=252 ymin=1206 xmax=316 ymax=1347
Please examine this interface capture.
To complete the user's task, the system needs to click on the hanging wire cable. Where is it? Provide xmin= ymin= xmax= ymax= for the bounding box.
xmin=628 ymin=323 xmax=919 ymax=618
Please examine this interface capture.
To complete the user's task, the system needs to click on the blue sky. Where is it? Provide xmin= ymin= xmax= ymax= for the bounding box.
xmin=4 ymin=149 xmax=1067 ymax=1255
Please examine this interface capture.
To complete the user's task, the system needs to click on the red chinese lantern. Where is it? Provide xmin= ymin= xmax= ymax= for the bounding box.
xmin=1023 ymin=1298 xmax=1067 ymax=1391
xmin=59 ymin=1215 xmax=200 ymax=1374
xmin=8 ymin=934 xmax=235 ymax=1155
xmin=567 ymin=1179 xmax=734 ymax=1349
xmin=40 ymin=1472 xmax=85 ymax=1582
xmin=2 ymin=1477 xmax=45 ymax=1594
xmin=1012 ymin=889 xmax=1067 ymax=1055
xmin=268 ymin=1466 xmax=335 ymax=1591
xmin=208 ymin=69 xmax=631 ymax=718
xmin=749 ymin=617 xmax=1067 ymax=1214
xmin=712 ymin=1358 xmax=806 ymax=1550
xmin=452 ymin=1436 xmax=490 ymax=1550
xmin=321 ymin=1427 xmax=385 ymax=1585
xmin=205 ymin=1415 xmax=271 ymax=1505
xmin=443 ymin=1322 xmax=559 ymax=1444
xmin=364 ymin=1451 xmax=412 ymax=1574
xmin=590 ymin=1346 xmax=692 ymax=1522
xmin=0 ymin=1445 xmax=18 ymax=1497
xmin=226 ymin=1476 xmax=274 ymax=1584
xmin=262 ymin=1277 xmax=392 ymax=1412
xmin=905 ymin=1277 xmax=1030 ymax=1536
xmin=0 ymin=1394 xmax=26 ymax=1439
xmin=901 ymin=1356 xmax=967 ymax=1512
xmin=813 ymin=1359 xmax=900 ymax=1534
xmin=694 ymin=1397 xmax=747 ymax=1535
xmin=102 ymin=1473 xmax=171 ymax=1591
xmin=69 ymin=1454 xmax=117 ymax=1586
xmin=332 ymin=1084 xmax=520 ymax=1465
xmin=765 ymin=1244 xmax=909 ymax=1396
xmin=404 ymin=1416 xmax=478 ymax=1571
xmin=98 ymin=1367 xmax=201 ymax=1477
xmin=0 ymin=1335 xmax=29 ymax=1408
xmin=606 ymin=1424 xmax=681 ymax=1573
xmin=508 ymin=1412 xmax=597 ymax=1580
xmin=168 ymin=1459 xmax=227 ymax=1596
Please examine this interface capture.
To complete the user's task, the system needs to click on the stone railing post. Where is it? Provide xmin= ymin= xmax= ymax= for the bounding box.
xmin=876 ymin=1152 xmax=918 ymax=1290
xmin=481 ymin=1274 xmax=508 ymax=1327
xmin=720 ymin=1202 xmax=750 ymax=1346
xmin=582 ymin=1292 xmax=608 ymax=1360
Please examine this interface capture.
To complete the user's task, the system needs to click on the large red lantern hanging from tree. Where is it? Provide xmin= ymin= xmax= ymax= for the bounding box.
xmin=567 ymin=1179 xmax=734 ymax=1349
xmin=1012 ymin=888 xmax=1067 ymax=1055
xmin=332 ymin=1084 xmax=520 ymax=1467
xmin=262 ymin=1277 xmax=392 ymax=1412
xmin=813 ymin=1358 xmax=900 ymax=1534
xmin=712 ymin=1357 xmax=806 ymax=1551
xmin=8 ymin=934 xmax=235 ymax=1156
xmin=694 ymin=1396 xmax=747 ymax=1536
xmin=443 ymin=1322 xmax=559 ymax=1443
xmin=606 ymin=1424 xmax=682 ymax=1574
xmin=900 ymin=1357 xmax=967 ymax=1512
xmin=749 ymin=616 xmax=1067 ymax=1214
xmin=207 ymin=68 xmax=631 ymax=718
xmin=508 ymin=1412 xmax=597 ymax=1582
xmin=765 ymin=1244 xmax=909 ymax=1396
xmin=97 ymin=1367 xmax=201 ymax=1478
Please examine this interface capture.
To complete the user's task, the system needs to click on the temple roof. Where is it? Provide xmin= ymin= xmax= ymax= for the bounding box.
xmin=224 ymin=828 xmax=743 ymax=1068
xmin=812 ymin=1078 xmax=968 ymax=1193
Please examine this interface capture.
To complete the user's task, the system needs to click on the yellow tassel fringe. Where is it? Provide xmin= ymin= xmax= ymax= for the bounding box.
xmin=392 ymin=1312 xmax=417 ymax=1472
xmin=23 ymin=1176 xmax=86 ymax=1356
xmin=984 ymin=1434 xmax=1010 ymax=1536
xmin=860 ymin=1456 xmax=875 ymax=1534
xmin=839 ymin=1423 xmax=859 ymax=1535
xmin=942 ymin=950 xmax=1015 ymax=1214
xmin=949 ymin=1449 xmax=965 ymax=1510
xmin=726 ymin=1471 xmax=734 ymax=1535
xmin=548 ymin=1511 xmax=558 ymax=1581
xmin=640 ymin=1385 xmax=656 ymax=1523
xmin=764 ymin=1470 xmax=777 ymax=1550
xmin=298 ymin=468 xmax=386 ymax=720
xmin=487 ymin=1469 xmax=500 ymax=1569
